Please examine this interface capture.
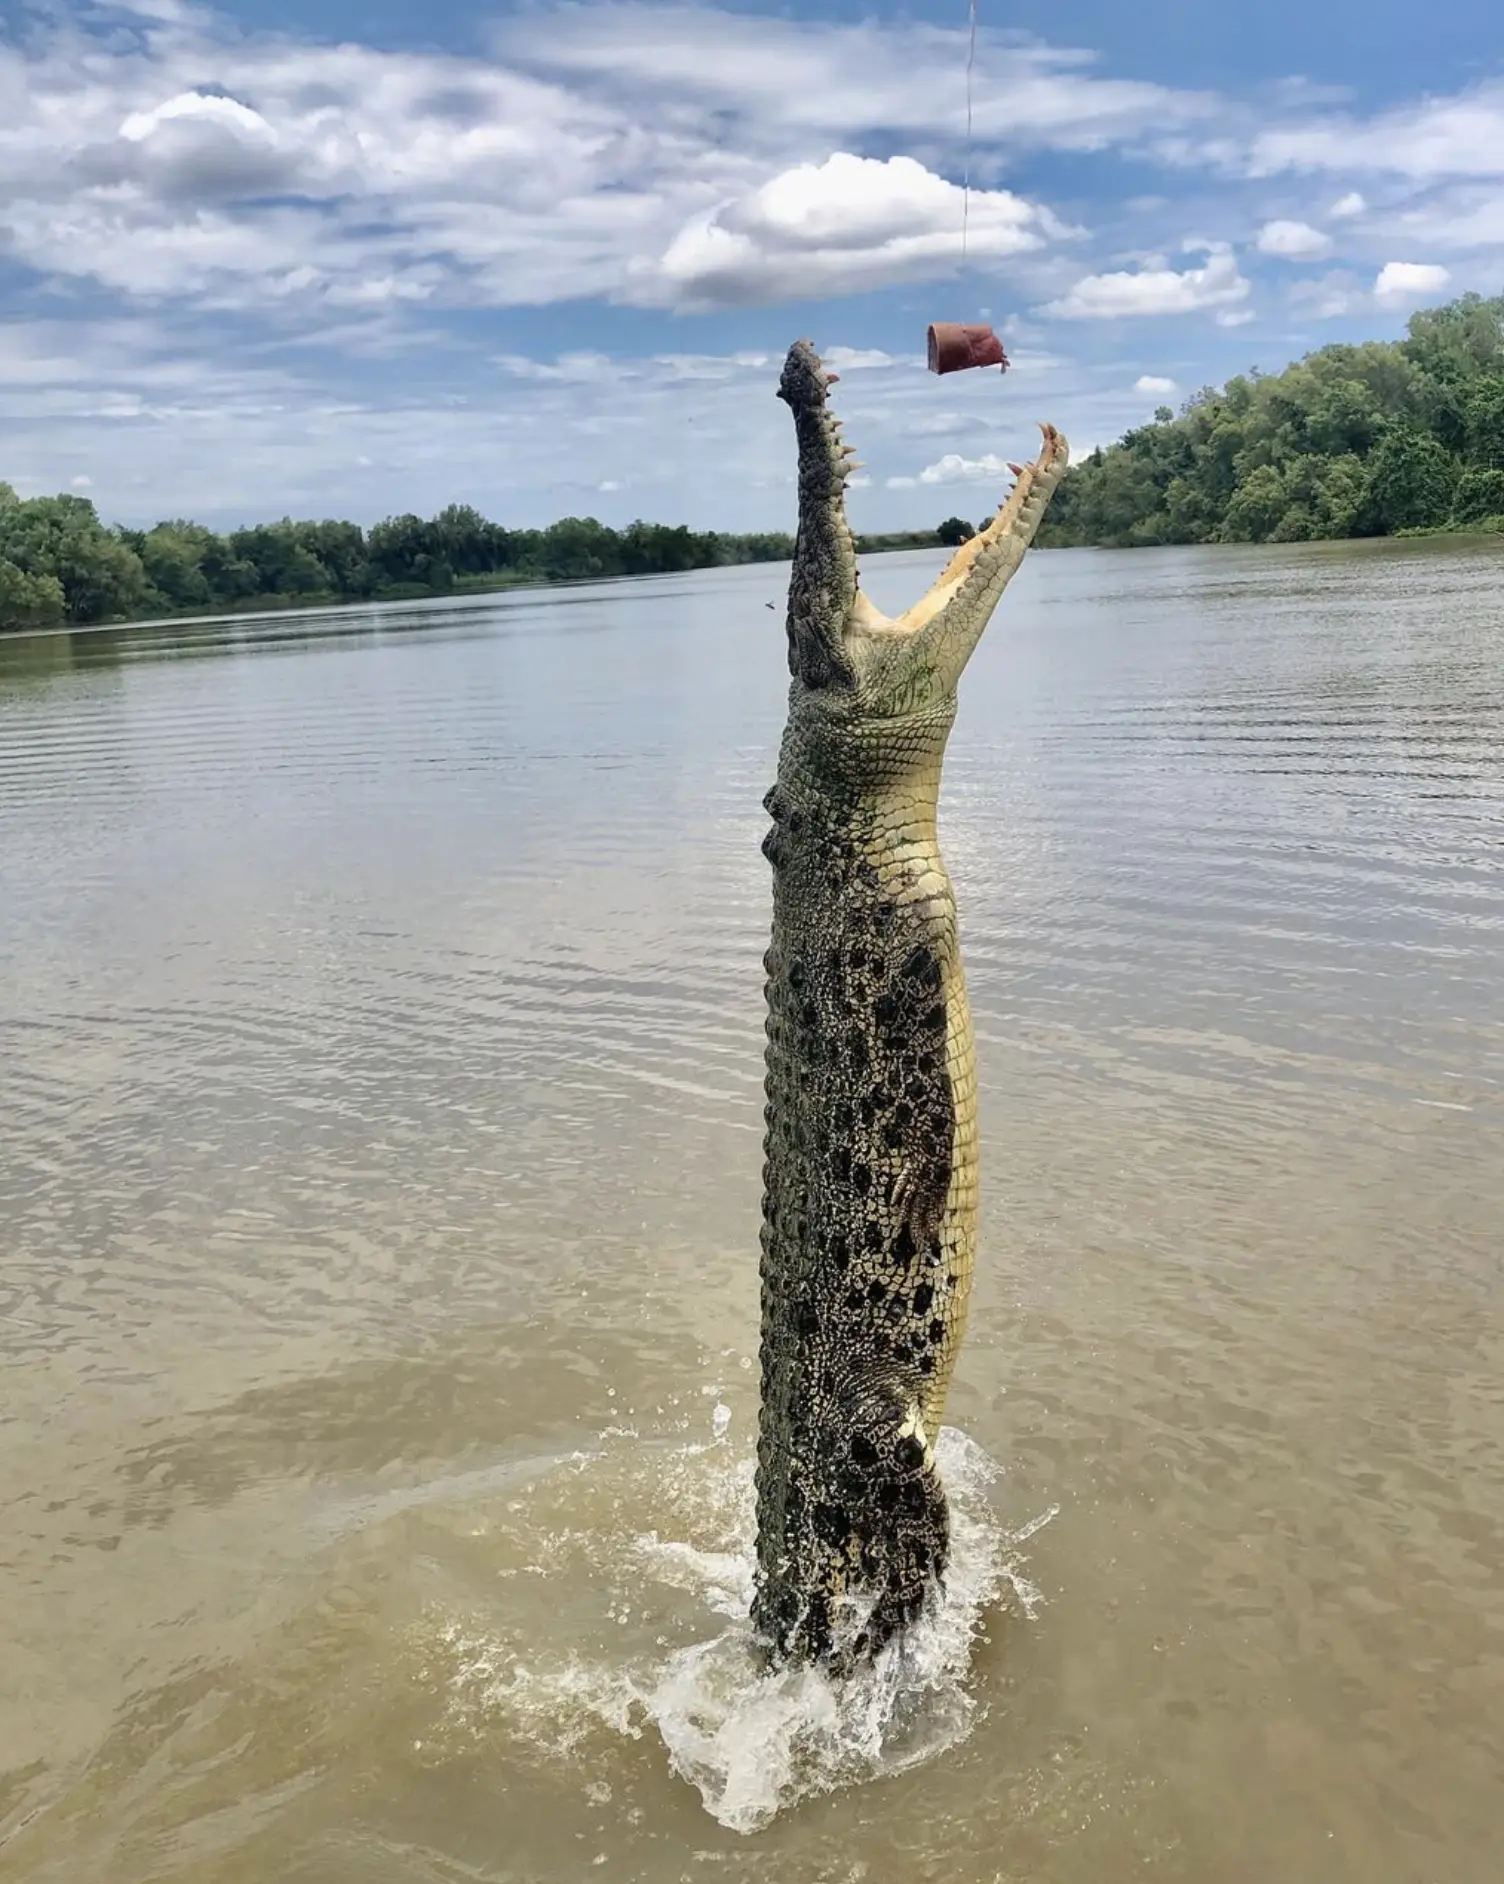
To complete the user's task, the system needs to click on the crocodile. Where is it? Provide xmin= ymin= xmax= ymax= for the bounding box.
xmin=752 ymin=338 xmax=1067 ymax=1674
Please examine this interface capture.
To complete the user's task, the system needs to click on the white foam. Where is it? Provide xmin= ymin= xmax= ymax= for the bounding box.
xmin=634 ymin=1428 xmax=1053 ymax=1832
xmin=432 ymin=1424 xmax=1056 ymax=1835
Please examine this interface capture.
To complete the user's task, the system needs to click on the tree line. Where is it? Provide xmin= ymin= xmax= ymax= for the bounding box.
xmin=1038 ymin=292 xmax=1504 ymax=548
xmin=0 ymin=497 xmax=810 ymax=634
xmin=0 ymin=481 xmax=978 ymax=636
xmin=12 ymin=290 xmax=1495 ymax=636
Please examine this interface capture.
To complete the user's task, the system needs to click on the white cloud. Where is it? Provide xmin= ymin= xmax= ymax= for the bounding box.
xmin=915 ymin=452 xmax=1015 ymax=486
xmin=639 ymin=153 xmax=1058 ymax=309
xmin=1249 ymin=81 xmax=1504 ymax=180
xmin=1290 ymin=272 xmax=1362 ymax=318
xmin=495 ymin=351 xmax=621 ymax=383
xmin=1380 ymin=186 xmax=1504 ymax=253
xmin=5 ymin=3 xmax=1502 ymax=537
xmin=498 ymin=7 xmax=1220 ymax=153
xmin=1134 ymin=375 xmax=1177 ymax=394
xmin=1043 ymin=242 xmax=1250 ymax=319
xmin=2 ymin=1 xmax=1492 ymax=336
xmin=1374 ymin=261 xmax=1452 ymax=304
xmin=119 ymin=89 xmax=276 ymax=146
xmin=70 ymin=474 xmax=93 ymax=488
xmin=1256 ymin=219 xmax=1333 ymax=259
xmin=0 ymin=317 xmax=800 ymax=526
xmin=0 ymin=306 xmax=1107 ymax=535
xmin=0 ymin=21 xmax=647 ymax=308
xmin=0 ymin=4 xmax=1194 ymax=319
xmin=821 ymin=347 xmax=901 ymax=372
xmin=904 ymin=409 xmax=989 ymax=439
xmin=652 ymin=352 xmax=774 ymax=383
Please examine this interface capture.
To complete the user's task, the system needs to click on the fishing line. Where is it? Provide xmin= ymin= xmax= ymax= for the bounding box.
xmin=961 ymin=0 xmax=978 ymax=264
xmin=928 ymin=1 xmax=1006 ymax=375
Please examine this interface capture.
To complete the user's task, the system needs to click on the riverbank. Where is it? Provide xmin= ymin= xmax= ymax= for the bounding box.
xmin=1034 ymin=291 xmax=1504 ymax=549
xmin=0 ymin=528 xmax=959 ymax=634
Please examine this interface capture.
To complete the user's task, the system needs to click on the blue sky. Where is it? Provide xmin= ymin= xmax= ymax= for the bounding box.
xmin=3 ymin=0 xmax=1502 ymax=532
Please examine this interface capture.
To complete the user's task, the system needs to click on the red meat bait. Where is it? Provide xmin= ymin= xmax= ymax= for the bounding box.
xmin=926 ymin=323 xmax=1009 ymax=375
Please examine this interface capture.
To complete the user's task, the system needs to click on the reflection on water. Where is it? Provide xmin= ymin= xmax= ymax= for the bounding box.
xmin=1 ymin=537 xmax=1502 ymax=1883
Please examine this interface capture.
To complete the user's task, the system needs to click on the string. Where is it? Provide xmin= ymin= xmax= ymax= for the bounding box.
xmin=961 ymin=0 xmax=977 ymax=264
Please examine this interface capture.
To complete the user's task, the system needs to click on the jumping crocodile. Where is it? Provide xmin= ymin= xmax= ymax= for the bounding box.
xmin=753 ymin=338 xmax=1067 ymax=1674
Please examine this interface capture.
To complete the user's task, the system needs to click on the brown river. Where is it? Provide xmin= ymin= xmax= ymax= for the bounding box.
xmin=1 ymin=537 xmax=1501 ymax=1883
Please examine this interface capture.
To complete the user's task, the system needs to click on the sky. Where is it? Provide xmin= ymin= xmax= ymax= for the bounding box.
xmin=2 ymin=0 xmax=1503 ymax=532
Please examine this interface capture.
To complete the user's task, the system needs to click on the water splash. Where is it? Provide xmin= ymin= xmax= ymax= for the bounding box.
xmin=432 ymin=1422 xmax=1056 ymax=1835
xmin=635 ymin=1428 xmax=1053 ymax=1832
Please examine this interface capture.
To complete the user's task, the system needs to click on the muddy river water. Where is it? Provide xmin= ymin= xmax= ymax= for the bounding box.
xmin=2 ymin=536 xmax=1501 ymax=1882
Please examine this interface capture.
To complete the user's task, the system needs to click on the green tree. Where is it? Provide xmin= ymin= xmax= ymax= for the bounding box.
xmin=199 ymin=536 xmax=261 ymax=602
xmin=0 ymin=487 xmax=802 ymax=631
xmin=1310 ymin=455 xmax=1370 ymax=538
xmin=1304 ymin=379 xmax=1382 ymax=457
xmin=1402 ymin=292 xmax=1504 ymax=387
xmin=228 ymin=521 xmax=331 ymax=595
xmin=1220 ymin=464 xmax=1290 ymax=543
xmin=0 ymin=556 xmax=66 ymax=630
xmin=140 ymin=524 xmax=212 ymax=608
xmin=619 ymin=521 xmax=708 ymax=574
xmin=1268 ymin=507 xmax=1314 ymax=542
xmin=291 ymin=519 xmax=371 ymax=595
xmin=538 ymin=516 xmax=624 ymax=582
xmin=936 ymin=516 xmax=975 ymax=546
xmin=1453 ymin=466 xmax=1504 ymax=524
xmin=0 ymin=493 xmax=148 ymax=622
xmin=1462 ymin=373 xmax=1504 ymax=469
xmin=1160 ymin=475 xmax=1217 ymax=543
xmin=1363 ymin=431 xmax=1456 ymax=534
xmin=428 ymin=502 xmax=508 ymax=576
xmin=367 ymin=513 xmax=434 ymax=587
xmin=1039 ymin=292 xmax=1503 ymax=549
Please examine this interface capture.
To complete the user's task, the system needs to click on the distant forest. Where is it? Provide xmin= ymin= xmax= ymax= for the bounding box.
xmin=1038 ymin=292 xmax=1504 ymax=548
xmin=0 ymin=480 xmax=968 ymax=636
xmin=7 ymin=292 xmax=1500 ymax=634
xmin=0 ymin=499 xmax=783 ymax=634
